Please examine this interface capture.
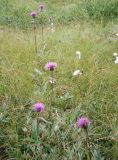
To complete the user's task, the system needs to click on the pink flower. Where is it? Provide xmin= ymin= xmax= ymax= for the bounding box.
xmin=77 ymin=117 xmax=90 ymax=129
xmin=33 ymin=103 xmax=45 ymax=112
xmin=31 ymin=11 xmax=37 ymax=18
xmin=39 ymin=4 xmax=45 ymax=12
xmin=45 ymin=62 xmax=57 ymax=71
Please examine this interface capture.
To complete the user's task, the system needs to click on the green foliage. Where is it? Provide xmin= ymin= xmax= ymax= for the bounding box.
xmin=1 ymin=21 xmax=118 ymax=159
xmin=0 ymin=0 xmax=118 ymax=159
xmin=0 ymin=0 xmax=118 ymax=28
xmin=82 ymin=0 xmax=118 ymax=20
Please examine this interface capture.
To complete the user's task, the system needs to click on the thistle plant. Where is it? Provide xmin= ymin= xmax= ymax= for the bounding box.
xmin=45 ymin=62 xmax=57 ymax=121
xmin=32 ymin=102 xmax=45 ymax=140
xmin=33 ymin=102 xmax=45 ymax=112
xmin=77 ymin=117 xmax=92 ymax=160
xmin=31 ymin=11 xmax=37 ymax=54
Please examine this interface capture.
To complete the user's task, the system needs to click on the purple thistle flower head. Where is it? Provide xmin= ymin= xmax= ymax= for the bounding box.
xmin=45 ymin=62 xmax=57 ymax=71
xmin=33 ymin=103 xmax=45 ymax=112
xmin=77 ymin=117 xmax=90 ymax=129
xmin=31 ymin=11 xmax=37 ymax=18
xmin=39 ymin=4 xmax=45 ymax=12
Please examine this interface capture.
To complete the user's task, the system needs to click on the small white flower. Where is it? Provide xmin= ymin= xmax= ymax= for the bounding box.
xmin=34 ymin=68 xmax=42 ymax=75
xmin=50 ymin=23 xmax=55 ymax=32
xmin=113 ymin=53 xmax=118 ymax=57
xmin=76 ymin=51 xmax=81 ymax=60
xmin=73 ymin=70 xmax=82 ymax=76
xmin=49 ymin=77 xmax=56 ymax=84
xmin=116 ymin=33 xmax=118 ymax=36
xmin=114 ymin=56 xmax=118 ymax=64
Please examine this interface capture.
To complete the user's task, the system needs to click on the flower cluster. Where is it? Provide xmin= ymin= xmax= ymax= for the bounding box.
xmin=31 ymin=4 xmax=45 ymax=18
xmin=77 ymin=117 xmax=90 ymax=129
xmin=32 ymin=61 xmax=57 ymax=112
xmin=45 ymin=62 xmax=57 ymax=71
xmin=31 ymin=11 xmax=37 ymax=18
xmin=39 ymin=4 xmax=45 ymax=12
xmin=73 ymin=69 xmax=82 ymax=76
xmin=73 ymin=51 xmax=82 ymax=77
xmin=113 ymin=53 xmax=118 ymax=64
xmin=115 ymin=56 xmax=118 ymax=64
xmin=33 ymin=102 xmax=45 ymax=112
xmin=76 ymin=51 xmax=81 ymax=60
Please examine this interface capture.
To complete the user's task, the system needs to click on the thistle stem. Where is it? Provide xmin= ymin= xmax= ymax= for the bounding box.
xmin=41 ymin=23 xmax=44 ymax=43
xmin=41 ymin=13 xmax=44 ymax=43
xmin=49 ymin=70 xmax=54 ymax=121
xmin=48 ymin=70 xmax=54 ymax=134
xmin=32 ymin=18 xmax=37 ymax=54
xmin=85 ymin=129 xmax=92 ymax=160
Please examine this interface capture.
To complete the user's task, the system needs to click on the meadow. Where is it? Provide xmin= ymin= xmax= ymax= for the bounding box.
xmin=0 ymin=0 xmax=118 ymax=160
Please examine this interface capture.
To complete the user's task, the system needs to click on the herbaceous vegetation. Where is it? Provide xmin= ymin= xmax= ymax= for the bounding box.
xmin=0 ymin=0 xmax=118 ymax=159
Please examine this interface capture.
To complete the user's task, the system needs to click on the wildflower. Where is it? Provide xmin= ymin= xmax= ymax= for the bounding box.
xmin=76 ymin=51 xmax=81 ymax=60
xmin=31 ymin=11 xmax=37 ymax=18
xmin=51 ymin=22 xmax=55 ymax=32
xmin=73 ymin=69 xmax=82 ymax=76
xmin=113 ymin=53 xmax=118 ymax=57
xmin=49 ymin=77 xmax=56 ymax=85
xmin=39 ymin=4 xmax=45 ymax=12
xmin=116 ymin=33 xmax=118 ymax=36
xmin=77 ymin=117 xmax=90 ymax=129
xmin=45 ymin=62 xmax=57 ymax=71
xmin=114 ymin=56 xmax=118 ymax=64
xmin=33 ymin=103 xmax=45 ymax=112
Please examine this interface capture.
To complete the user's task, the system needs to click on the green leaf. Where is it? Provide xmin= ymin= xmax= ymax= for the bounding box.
xmin=31 ymin=119 xmax=38 ymax=141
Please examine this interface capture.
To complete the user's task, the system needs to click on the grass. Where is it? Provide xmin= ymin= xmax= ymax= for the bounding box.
xmin=0 ymin=0 xmax=118 ymax=159
xmin=1 ymin=21 xmax=118 ymax=159
xmin=0 ymin=0 xmax=118 ymax=28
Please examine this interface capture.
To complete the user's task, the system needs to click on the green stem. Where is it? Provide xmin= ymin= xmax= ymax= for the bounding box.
xmin=41 ymin=23 xmax=44 ymax=43
xmin=32 ymin=18 xmax=37 ymax=54
xmin=85 ymin=129 xmax=92 ymax=160
xmin=48 ymin=70 xmax=54 ymax=135
xmin=41 ymin=13 xmax=44 ymax=43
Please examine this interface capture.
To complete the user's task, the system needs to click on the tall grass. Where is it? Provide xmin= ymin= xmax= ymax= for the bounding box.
xmin=1 ymin=21 xmax=118 ymax=159
xmin=0 ymin=0 xmax=118 ymax=28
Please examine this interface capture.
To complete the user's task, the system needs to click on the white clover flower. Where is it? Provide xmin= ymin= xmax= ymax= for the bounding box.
xmin=114 ymin=56 xmax=118 ymax=64
xmin=113 ymin=53 xmax=118 ymax=57
xmin=76 ymin=51 xmax=81 ymax=60
xmin=73 ymin=70 xmax=82 ymax=76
